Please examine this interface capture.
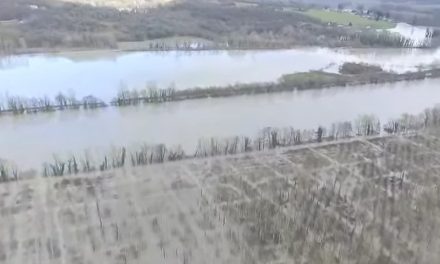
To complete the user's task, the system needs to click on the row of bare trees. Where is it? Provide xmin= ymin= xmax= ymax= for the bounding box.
xmin=383 ymin=107 xmax=440 ymax=134
xmin=40 ymin=106 xmax=440 ymax=178
xmin=42 ymin=116 xmax=381 ymax=176
xmin=3 ymin=66 xmax=440 ymax=115
xmin=193 ymin=115 xmax=380 ymax=158
xmin=112 ymin=85 xmax=177 ymax=106
xmin=0 ymin=92 xmax=106 ymax=115
xmin=0 ymin=87 xmax=175 ymax=115
xmin=103 ymin=67 xmax=440 ymax=108
xmin=0 ymin=162 xmax=18 ymax=183
xmin=1 ymin=105 xmax=437 ymax=180
xmin=42 ymin=144 xmax=185 ymax=177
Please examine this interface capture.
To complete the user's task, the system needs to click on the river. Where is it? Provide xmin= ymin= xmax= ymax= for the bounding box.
xmin=1 ymin=77 xmax=439 ymax=170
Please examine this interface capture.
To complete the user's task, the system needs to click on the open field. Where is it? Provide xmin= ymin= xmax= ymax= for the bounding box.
xmin=1 ymin=129 xmax=440 ymax=263
xmin=304 ymin=9 xmax=395 ymax=29
xmin=58 ymin=0 xmax=173 ymax=9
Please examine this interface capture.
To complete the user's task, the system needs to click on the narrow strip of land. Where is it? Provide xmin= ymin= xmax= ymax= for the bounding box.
xmin=1 ymin=64 xmax=440 ymax=116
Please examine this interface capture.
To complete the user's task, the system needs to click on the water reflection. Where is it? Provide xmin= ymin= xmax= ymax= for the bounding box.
xmin=1 ymin=48 xmax=440 ymax=102
xmin=0 ymin=55 xmax=30 ymax=70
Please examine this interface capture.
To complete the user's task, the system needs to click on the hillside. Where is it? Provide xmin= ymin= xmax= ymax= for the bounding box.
xmin=0 ymin=0 xmax=421 ymax=54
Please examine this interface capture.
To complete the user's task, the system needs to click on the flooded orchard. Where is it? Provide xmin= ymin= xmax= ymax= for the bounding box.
xmin=3 ymin=132 xmax=440 ymax=263
xmin=1 ymin=78 xmax=440 ymax=169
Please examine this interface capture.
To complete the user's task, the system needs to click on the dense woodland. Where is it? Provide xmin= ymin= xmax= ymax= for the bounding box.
xmin=0 ymin=0 xmax=426 ymax=53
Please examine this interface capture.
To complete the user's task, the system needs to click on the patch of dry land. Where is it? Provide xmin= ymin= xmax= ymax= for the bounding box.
xmin=2 ymin=130 xmax=440 ymax=263
xmin=58 ymin=0 xmax=173 ymax=9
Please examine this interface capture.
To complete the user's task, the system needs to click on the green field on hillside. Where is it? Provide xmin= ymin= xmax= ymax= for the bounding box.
xmin=304 ymin=9 xmax=395 ymax=29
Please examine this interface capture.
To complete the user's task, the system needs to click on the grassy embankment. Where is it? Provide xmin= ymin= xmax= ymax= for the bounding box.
xmin=303 ymin=9 xmax=395 ymax=29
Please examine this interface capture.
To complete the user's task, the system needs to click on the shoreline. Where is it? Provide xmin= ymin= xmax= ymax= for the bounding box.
xmin=136 ymin=69 xmax=440 ymax=103
xmin=1 ymin=101 xmax=439 ymax=179
xmin=2 ymin=41 xmax=438 ymax=57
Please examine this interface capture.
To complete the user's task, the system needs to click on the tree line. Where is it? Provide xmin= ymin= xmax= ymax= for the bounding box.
xmin=14 ymin=106 xmax=440 ymax=178
xmin=112 ymin=85 xmax=177 ymax=106
xmin=112 ymin=66 xmax=440 ymax=107
xmin=0 ymin=92 xmax=106 ymax=114
xmin=2 ymin=65 xmax=440 ymax=116
xmin=1 ymin=104 xmax=439 ymax=181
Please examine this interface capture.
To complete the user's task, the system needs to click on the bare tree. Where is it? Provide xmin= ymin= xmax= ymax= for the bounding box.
xmin=316 ymin=126 xmax=324 ymax=143
xmin=55 ymin=92 xmax=67 ymax=109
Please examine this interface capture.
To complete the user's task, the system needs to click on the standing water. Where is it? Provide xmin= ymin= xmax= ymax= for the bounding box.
xmin=388 ymin=23 xmax=434 ymax=47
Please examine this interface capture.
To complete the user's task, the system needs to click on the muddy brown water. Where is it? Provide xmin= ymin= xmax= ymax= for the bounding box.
xmin=0 ymin=77 xmax=439 ymax=169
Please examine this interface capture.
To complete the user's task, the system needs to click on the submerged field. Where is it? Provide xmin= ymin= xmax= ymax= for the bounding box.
xmin=1 ymin=129 xmax=440 ymax=263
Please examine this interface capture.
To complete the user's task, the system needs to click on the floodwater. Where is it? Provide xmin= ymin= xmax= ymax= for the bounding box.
xmin=1 ymin=78 xmax=440 ymax=170
xmin=388 ymin=23 xmax=433 ymax=47
xmin=1 ymin=47 xmax=440 ymax=102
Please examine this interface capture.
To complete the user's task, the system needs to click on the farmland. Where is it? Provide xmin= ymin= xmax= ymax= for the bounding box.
xmin=58 ymin=0 xmax=173 ymax=9
xmin=304 ymin=9 xmax=395 ymax=29
xmin=1 ymin=129 xmax=440 ymax=263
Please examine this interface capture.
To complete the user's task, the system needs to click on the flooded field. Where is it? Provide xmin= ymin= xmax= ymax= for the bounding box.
xmin=1 ymin=78 xmax=440 ymax=169
xmin=1 ymin=48 xmax=440 ymax=101
xmin=2 ymin=131 xmax=440 ymax=263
